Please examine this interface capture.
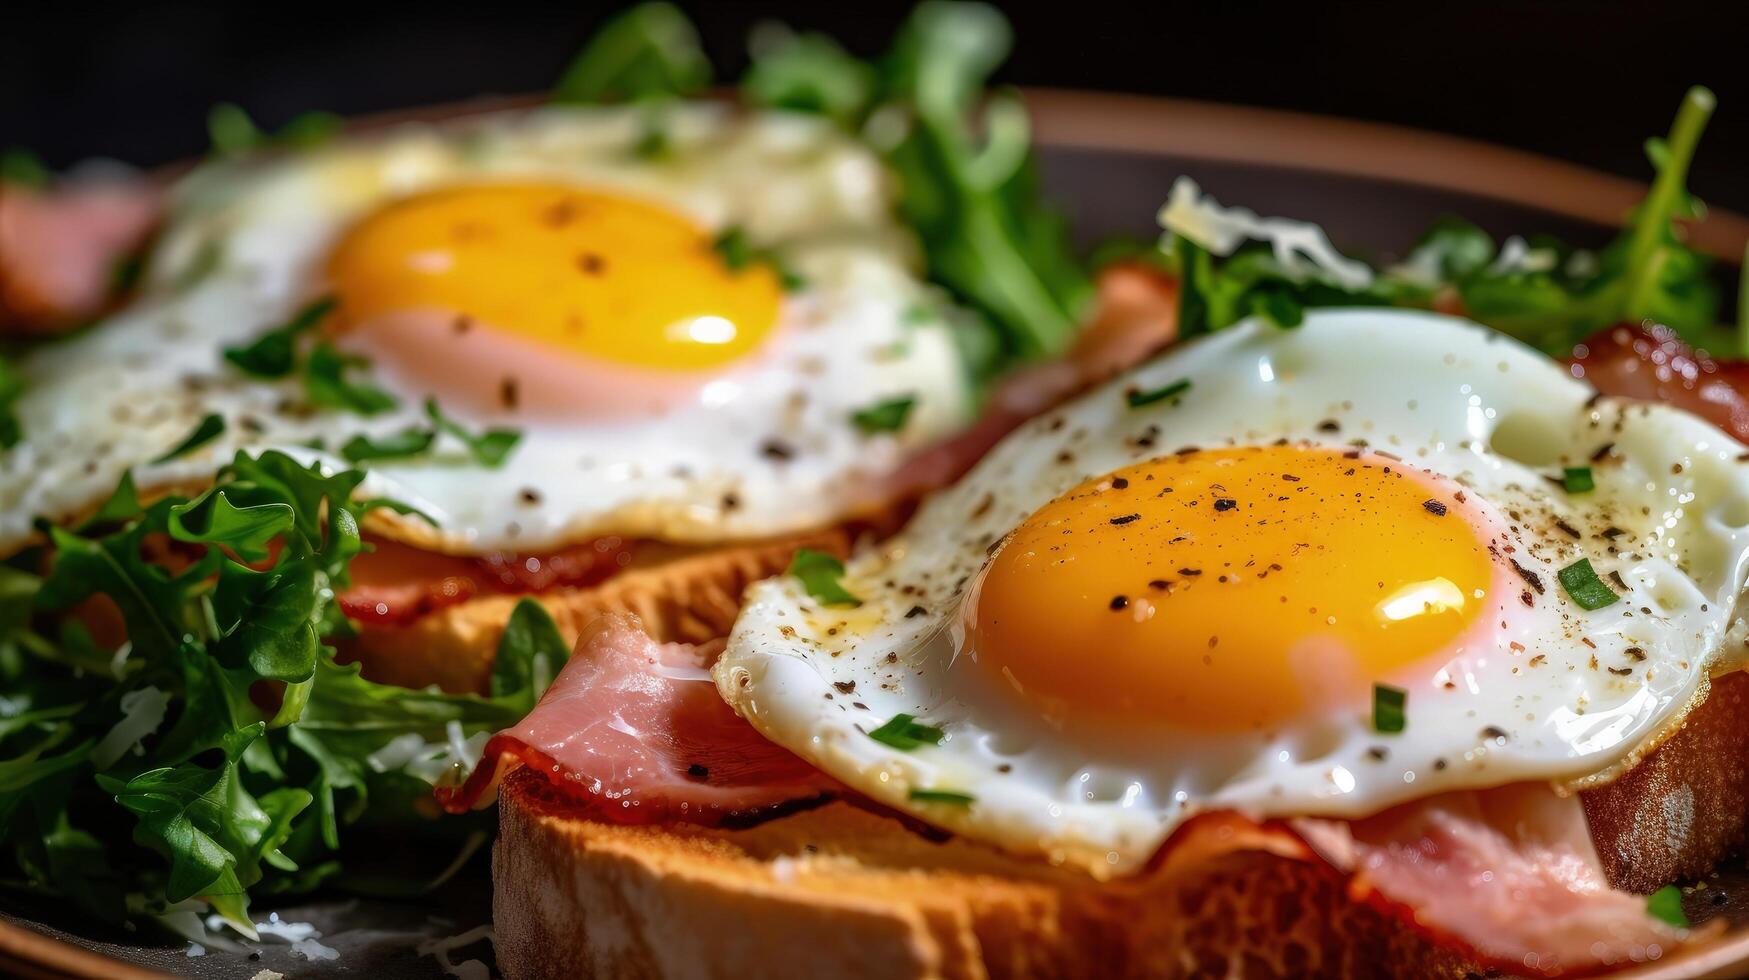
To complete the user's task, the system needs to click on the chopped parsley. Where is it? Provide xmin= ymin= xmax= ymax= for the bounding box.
xmin=340 ymin=428 xmax=436 ymax=463
xmin=710 ymin=225 xmax=805 ymax=291
xmin=1562 ymin=466 xmax=1596 ymax=494
xmin=868 ymin=713 xmax=946 ymax=750
xmin=908 ymin=788 xmax=975 ymax=806
xmin=306 ymin=343 xmax=398 ymax=416
xmin=1372 ymin=683 xmax=1407 ymax=734
xmin=425 ymin=399 xmax=522 ymax=468
xmin=151 ymin=413 xmax=226 ymax=463
xmin=0 ymin=356 xmax=24 ymax=449
xmin=224 ymin=295 xmax=337 ymax=378
xmin=1558 ymin=558 xmax=1621 ymax=610
xmin=787 ymin=548 xmax=861 ymax=607
xmin=851 ymin=396 xmax=916 ymax=435
xmin=1126 ymin=379 xmax=1191 ymax=408
xmin=1647 ymin=885 xmax=1689 ymax=928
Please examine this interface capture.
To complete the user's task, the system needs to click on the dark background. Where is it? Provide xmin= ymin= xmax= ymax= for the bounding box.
xmin=3 ymin=1 xmax=1746 ymax=211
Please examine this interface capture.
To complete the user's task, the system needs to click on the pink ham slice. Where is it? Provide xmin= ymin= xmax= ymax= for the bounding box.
xmin=0 ymin=180 xmax=161 ymax=333
xmin=1291 ymin=785 xmax=1703 ymax=976
xmin=439 ymin=617 xmax=837 ymax=821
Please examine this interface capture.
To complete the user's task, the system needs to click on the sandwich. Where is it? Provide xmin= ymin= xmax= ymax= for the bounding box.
xmin=441 ymin=90 xmax=1749 ymax=978
xmin=0 ymin=1 xmax=1172 ymax=942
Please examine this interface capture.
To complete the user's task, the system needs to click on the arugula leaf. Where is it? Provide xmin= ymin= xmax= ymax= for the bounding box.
xmin=490 ymin=599 xmax=569 ymax=712
xmin=787 ymin=548 xmax=861 ymax=607
xmin=742 ymin=24 xmax=875 ymax=127
xmin=306 ymin=343 xmax=398 ymax=415
xmin=208 ymin=104 xmax=342 ymax=156
xmin=553 ymin=3 xmax=710 ymax=105
xmin=742 ymin=3 xmax=1091 ymax=376
xmin=0 ymin=147 xmax=50 ymax=187
xmin=0 ymin=356 xmax=24 ymax=450
xmin=4 ymin=450 xmax=526 ymax=932
xmin=425 ymin=399 xmax=521 ymax=468
xmin=152 ymin=414 xmax=226 ymax=464
xmin=168 ymin=488 xmax=294 ymax=562
xmin=82 ymin=469 xmax=142 ymax=528
xmin=224 ymin=296 xmax=337 ymax=378
xmin=850 ymin=396 xmax=916 ymax=434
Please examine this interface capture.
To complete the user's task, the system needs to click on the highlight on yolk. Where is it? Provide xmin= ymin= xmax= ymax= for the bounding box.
xmin=325 ymin=183 xmax=782 ymax=371
xmin=963 ymin=447 xmax=1498 ymax=732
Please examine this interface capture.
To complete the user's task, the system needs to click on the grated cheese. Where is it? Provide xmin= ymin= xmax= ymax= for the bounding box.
xmin=1156 ymin=177 xmax=1374 ymax=290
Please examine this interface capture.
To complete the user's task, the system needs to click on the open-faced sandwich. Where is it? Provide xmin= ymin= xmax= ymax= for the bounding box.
xmin=4 ymin=3 xmax=1747 ymax=978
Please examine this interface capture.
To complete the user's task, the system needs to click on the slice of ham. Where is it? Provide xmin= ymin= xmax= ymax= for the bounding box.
xmin=0 ymin=179 xmax=161 ymax=333
xmin=338 ymin=534 xmax=637 ymax=626
xmin=1567 ymin=321 xmax=1749 ymax=443
xmin=1292 ymin=784 xmax=1701 ymax=976
xmin=440 ymin=617 xmax=837 ymax=821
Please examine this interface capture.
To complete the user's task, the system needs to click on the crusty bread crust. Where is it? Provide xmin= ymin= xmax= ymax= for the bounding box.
xmin=339 ymin=526 xmax=862 ymax=694
xmin=491 ymin=673 xmax=1749 ymax=980
xmin=493 ymin=770 xmax=1477 ymax=980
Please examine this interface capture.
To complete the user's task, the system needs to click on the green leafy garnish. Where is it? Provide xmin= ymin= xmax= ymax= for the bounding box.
xmin=908 ymin=788 xmax=975 ymax=806
xmin=786 ymin=548 xmax=860 ymax=607
xmin=1558 ymin=558 xmax=1621 ymax=610
xmin=1647 ymin=885 xmax=1689 ymax=928
xmin=1126 ymin=378 xmax=1191 ymax=408
xmin=208 ymin=104 xmax=342 ymax=156
xmin=3 ymin=452 xmax=559 ymax=932
xmin=710 ymin=226 xmax=804 ymax=291
xmin=851 ymin=396 xmax=916 ymax=435
xmin=424 ymin=400 xmax=521 ymax=468
xmin=553 ymin=3 xmax=710 ymax=105
xmin=224 ymin=296 xmax=338 ymax=379
xmin=490 ymin=599 xmax=569 ymax=714
xmin=1155 ymin=86 xmax=1726 ymax=356
xmin=1372 ymin=684 xmax=1406 ymax=734
xmin=151 ymin=414 xmax=226 ymax=464
xmin=868 ymin=713 xmax=946 ymax=750
xmin=0 ymin=356 xmax=24 ymax=449
xmin=306 ymin=344 xmax=398 ymax=416
xmin=0 ymin=147 xmax=50 ymax=187
xmin=736 ymin=3 xmax=1092 ymax=377
xmin=1562 ymin=467 xmax=1596 ymax=494
xmin=340 ymin=429 xmax=436 ymax=464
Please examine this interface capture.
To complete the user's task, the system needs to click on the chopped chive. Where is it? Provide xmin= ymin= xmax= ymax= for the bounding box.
xmin=867 ymin=713 xmax=945 ymax=750
xmin=787 ymin=548 xmax=861 ymax=607
xmin=1562 ymin=466 xmax=1595 ymax=494
xmin=851 ymin=396 xmax=915 ymax=435
xmin=1647 ymin=885 xmax=1689 ymax=927
xmin=152 ymin=414 xmax=225 ymax=464
xmin=908 ymin=788 xmax=975 ymax=806
xmin=340 ymin=428 xmax=436 ymax=463
xmin=1558 ymin=558 xmax=1620 ymax=610
xmin=1126 ymin=378 xmax=1191 ymax=408
xmin=1372 ymin=683 xmax=1406 ymax=734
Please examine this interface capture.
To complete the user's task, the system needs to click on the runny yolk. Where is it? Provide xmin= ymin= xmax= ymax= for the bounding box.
xmin=324 ymin=183 xmax=782 ymax=371
xmin=963 ymin=446 xmax=1497 ymax=732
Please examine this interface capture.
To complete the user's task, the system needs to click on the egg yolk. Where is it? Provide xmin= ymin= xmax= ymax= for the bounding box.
xmin=325 ymin=183 xmax=781 ymax=371
xmin=964 ymin=447 xmax=1497 ymax=732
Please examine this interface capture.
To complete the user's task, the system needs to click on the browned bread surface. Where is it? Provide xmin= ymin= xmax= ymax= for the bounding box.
xmin=1583 ymin=670 xmax=1749 ymax=893
xmin=491 ymin=672 xmax=1749 ymax=980
xmin=339 ymin=526 xmax=859 ymax=694
xmin=493 ymin=770 xmax=1478 ymax=980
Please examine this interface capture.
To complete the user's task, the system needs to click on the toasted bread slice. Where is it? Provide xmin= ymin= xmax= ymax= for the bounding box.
xmin=490 ymin=672 xmax=1749 ymax=980
xmin=338 ymin=526 xmax=862 ymax=694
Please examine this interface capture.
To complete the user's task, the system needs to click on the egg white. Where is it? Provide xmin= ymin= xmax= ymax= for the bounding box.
xmin=717 ymin=309 xmax=1749 ymax=875
xmin=0 ymin=104 xmax=974 ymax=554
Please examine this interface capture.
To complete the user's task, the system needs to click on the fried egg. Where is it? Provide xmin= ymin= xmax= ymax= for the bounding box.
xmin=0 ymin=103 xmax=973 ymax=553
xmin=717 ymin=309 xmax=1749 ymax=875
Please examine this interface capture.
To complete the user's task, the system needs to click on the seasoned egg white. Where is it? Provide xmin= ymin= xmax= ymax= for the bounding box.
xmin=718 ymin=309 xmax=1749 ymax=875
xmin=0 ymin=103 xmax=975 ymax=554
